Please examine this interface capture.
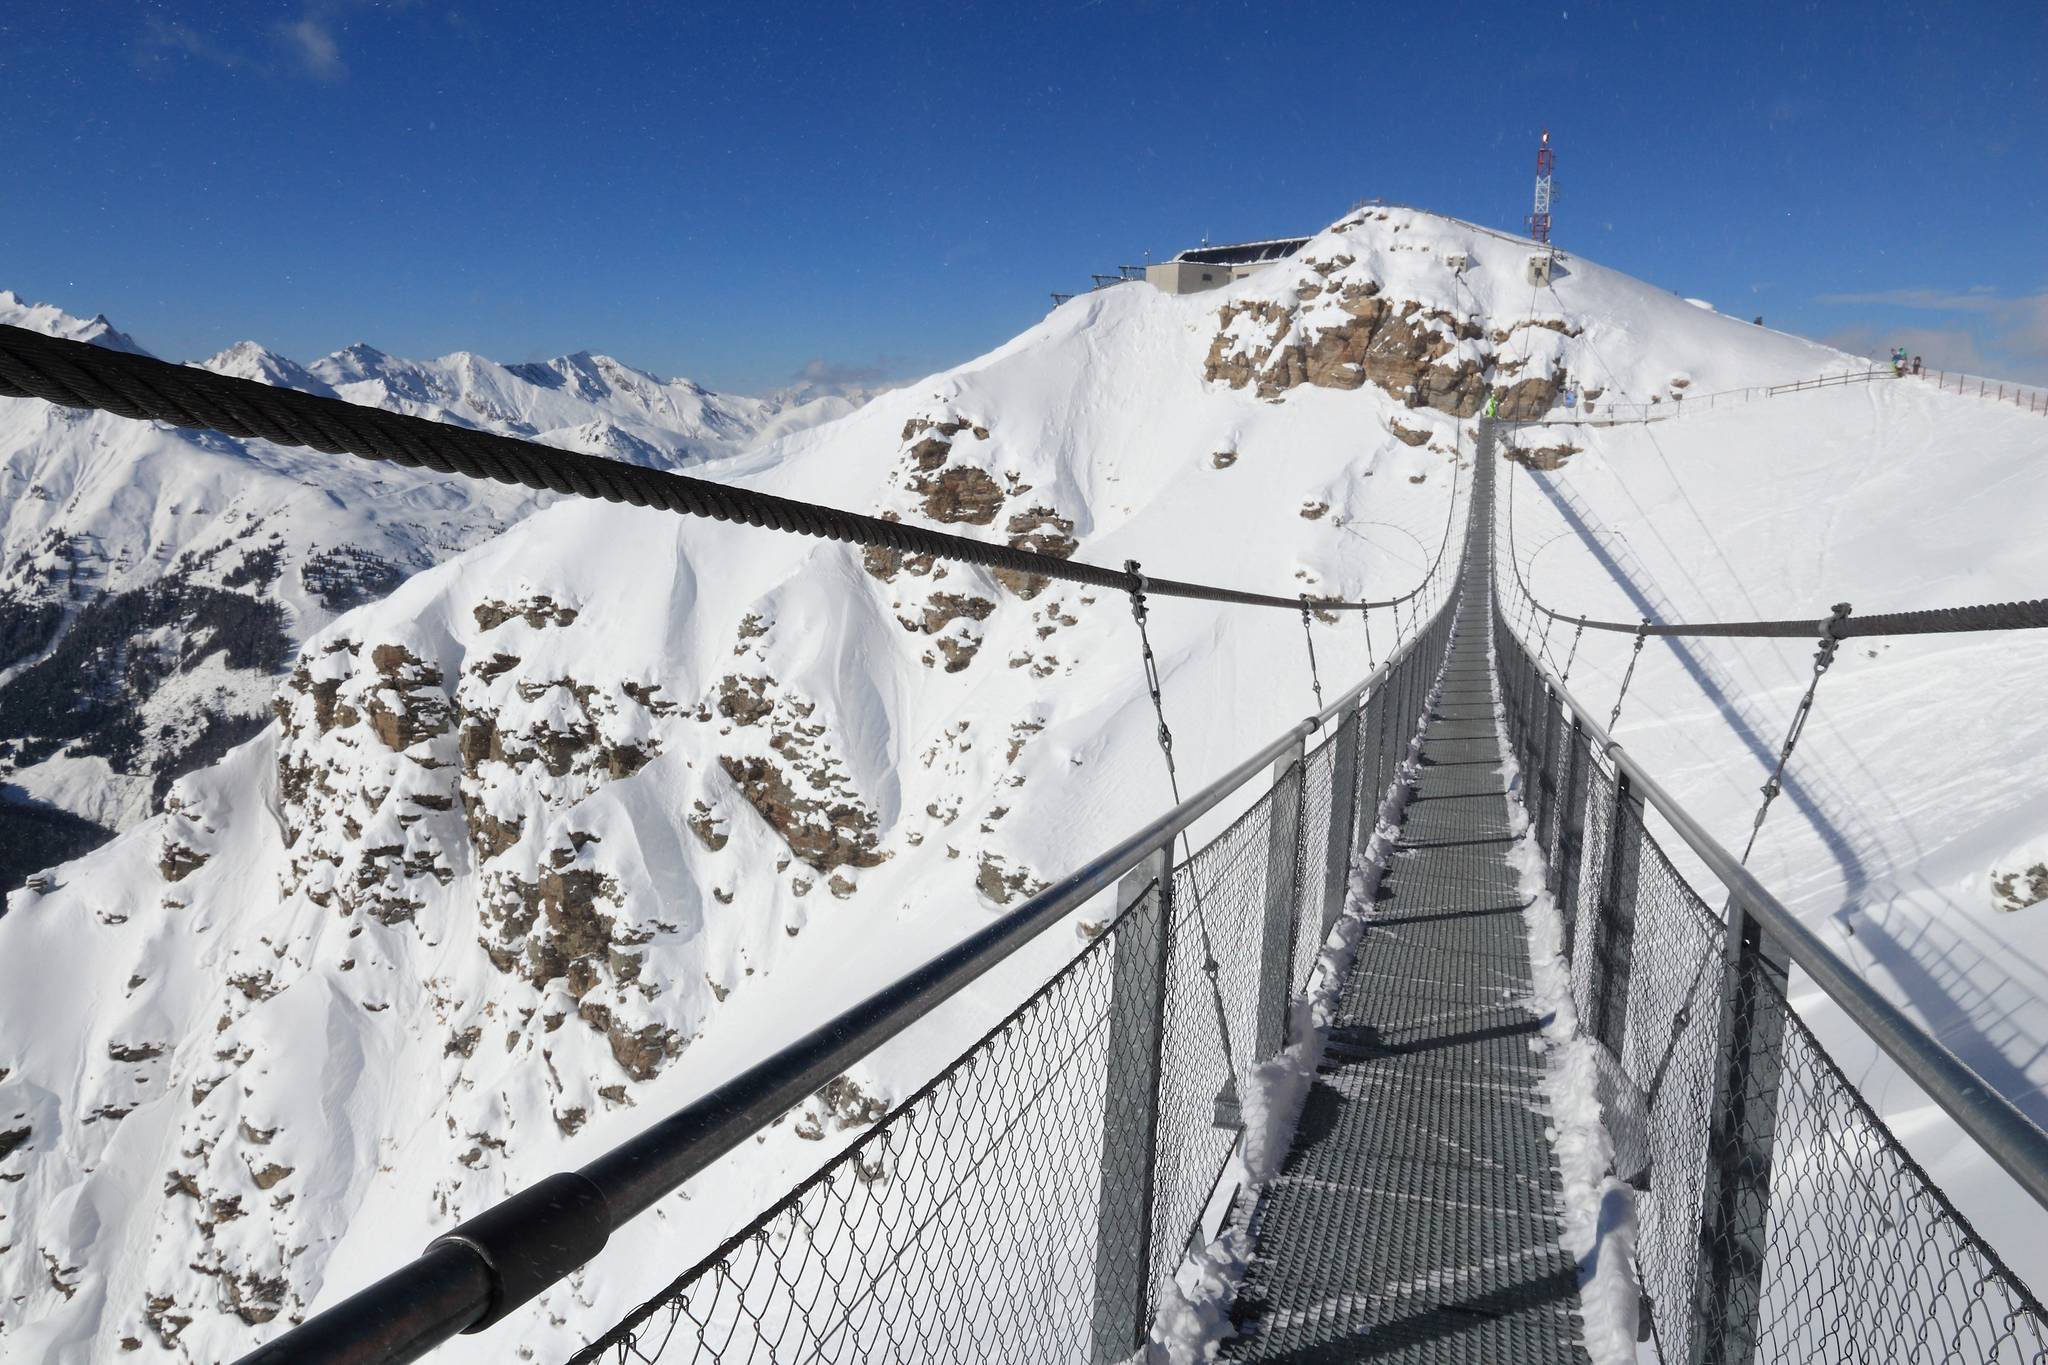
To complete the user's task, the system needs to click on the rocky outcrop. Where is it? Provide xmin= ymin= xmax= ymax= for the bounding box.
xmin=1992 ymin=862 xmax=2048 ymax=913
xmin=706 ymin=673 xmax=885 ymax=873
xmin=1202 ymin=254 xmax=1572 ymax=419
xmin=1504 ymin=443 xmax=1581 ymax=471
xmin=993 ymin=507 xmax=1079 ymax=601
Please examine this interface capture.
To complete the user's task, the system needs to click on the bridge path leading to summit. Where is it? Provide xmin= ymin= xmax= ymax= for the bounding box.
xmin=1222 ymin=436 xmax=1590 ymax=1363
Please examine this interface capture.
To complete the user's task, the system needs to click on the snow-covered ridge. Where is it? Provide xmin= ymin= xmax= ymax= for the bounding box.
xmin=0 ymin=205 xmax=1913 ymax=1362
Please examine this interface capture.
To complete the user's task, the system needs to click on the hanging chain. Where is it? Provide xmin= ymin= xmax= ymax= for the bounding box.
xmin=1124 ymin=560 xmax=1243 ymax=1100
xmin=1537 ymin=611 xmax=1557 ymax=671
xmin=1740 ymin=603 xmax=1852 ymax=864
xmin=1299 ymin=596 xmax=1325 ymax=711
xmin=1560 ymin=615 xmax=1586 ymax=684
xmin=1607 ymin=620 xmax=1652 ymax=731
xmin=1362 ymin=604 xmax=1376 ymax=671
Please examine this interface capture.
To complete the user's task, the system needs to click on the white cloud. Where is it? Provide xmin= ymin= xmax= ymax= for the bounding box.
xmin=280 ymin=15 xmax=345 ymax=80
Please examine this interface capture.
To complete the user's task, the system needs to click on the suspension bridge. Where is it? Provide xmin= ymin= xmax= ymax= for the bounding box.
xmin=2 ymin=322 xmax=2047 ymax=1364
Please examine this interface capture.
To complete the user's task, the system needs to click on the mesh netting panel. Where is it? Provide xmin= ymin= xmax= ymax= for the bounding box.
xmin=570 ymin=883 xmax=1148 ymax=1365
xmin=1289 ymin=723 xmax=1345 ymax=993
xmin=1615 ymin=818 xmax=1724 ymax=1355
xmin=1154 ymin=782 xmax=1282 ymax=1297
xmin=1736 ymin=970 xmax=2048 ymax=1364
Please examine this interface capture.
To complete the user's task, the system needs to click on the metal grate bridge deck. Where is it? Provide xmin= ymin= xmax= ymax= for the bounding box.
xmin=1222 ymin=485 xmax=1590 ymax=1362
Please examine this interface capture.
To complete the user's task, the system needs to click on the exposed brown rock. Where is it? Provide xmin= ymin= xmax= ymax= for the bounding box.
xmin=1504 ymin=443 xmax=1580 ymax=471
xmin=715 ymin=674 xmax=775 ymax=727
xmin=687 ymin=799 xmax=730 ymax=851
xmin=473 ymin=595 xmax=579 ymax=631
xmin=719 ymin=755 xmax=884 ymax=872
xmin=993 ymin=506 xmax=1079 ymax=599
xmin=909 ymin=465 xmax=1005 ymax=525
xmin=1389 ymin=419 xmax=1431 ymax=447
xmin=159 ymin=838 xmax=207 ymax=883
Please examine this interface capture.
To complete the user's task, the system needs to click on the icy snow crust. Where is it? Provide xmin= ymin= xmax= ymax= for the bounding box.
xmin=0 ymin=207 xmax=1910 ymax=1361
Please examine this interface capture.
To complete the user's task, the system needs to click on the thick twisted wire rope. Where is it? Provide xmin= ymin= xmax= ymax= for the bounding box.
xmin=0 ymin=322 xmax=1450 ymax=616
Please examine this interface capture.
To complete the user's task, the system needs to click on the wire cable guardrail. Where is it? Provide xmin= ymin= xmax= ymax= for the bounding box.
xmin=1496 ymin=453 xmax=2048 ymax=639
xmin=1912 ymin=368 xmax=2048 ymax=416
xmin=1492 ymin=596 xmax=2048 ymax=1364
xmin=0 ymin=322 xmax=1441 ymax=616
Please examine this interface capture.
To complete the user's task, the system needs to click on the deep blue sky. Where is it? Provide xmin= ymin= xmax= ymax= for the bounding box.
xmin=3 ymin=1 xmax=2043 ymax=391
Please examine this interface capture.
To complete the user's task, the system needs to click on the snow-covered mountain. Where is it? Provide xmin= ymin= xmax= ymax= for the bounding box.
xmin=0 ymin=294 xmax=865 ymax=888
xmin=6 ymin=204 xmax=1983 ymax=1363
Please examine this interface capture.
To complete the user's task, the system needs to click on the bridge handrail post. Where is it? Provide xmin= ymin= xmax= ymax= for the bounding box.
xmin=1090 ymin=842 xmax=1175 ymax=1362
xmin=1256 ymin=736 xmax=1308 ymax=1058
xmin=1535 ymin=683 xmax=1564 ymax=868
xmin=1693 ymin=892 xmax=1793 ymax=1365
xmin=1588 ymin=762 xmax=1645 ymax=1058
xmin=1320 ymin=698 xmax=1364 ymax=946
xmin=1553 ymin=714 xmax=1590 ymax=959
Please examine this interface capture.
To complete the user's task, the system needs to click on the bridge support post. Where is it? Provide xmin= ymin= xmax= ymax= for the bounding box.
xmin=1553 ymin=716 xmax=1589 ymax=958
xmin=1255 ymin=737 xmax=1308 ymax=1059
xmin=1321 ymin=699 xmax=1363 ymax=945
xmin=1091 ymin=845 xmax=1173 ymax=1363
xmin=1692 ymin=897 xmax=1792 ymax=1365
xmin=1535 ymin=686 xmax=1564 ymax=861
xmin=1588 ymin=767 xmax=1644 ymax=1057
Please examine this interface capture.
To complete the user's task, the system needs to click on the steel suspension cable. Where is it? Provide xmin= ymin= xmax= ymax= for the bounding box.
xmin=1606 ymin=621 xmax=1651 ymax=732
xmin=1740 ymin=603 xmax=1853 ymax=864
xmin=1124 ymin=562 xmax=1244 ymax=1105
xmin=0 ymin=322 xmax=1452 ymax=618
xmin=1560 ymin=614 xmax=1586 ymax=684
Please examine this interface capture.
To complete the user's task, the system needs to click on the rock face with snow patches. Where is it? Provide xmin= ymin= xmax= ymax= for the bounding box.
xmin=0 ymin=208 xmax=1868 ymax=1361
xmin=0 ymin=295 xmax=863 ymax=889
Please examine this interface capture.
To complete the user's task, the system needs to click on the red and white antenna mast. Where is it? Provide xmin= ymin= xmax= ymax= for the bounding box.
xmin=1527 ymin=129 xmax=1555 ymax=246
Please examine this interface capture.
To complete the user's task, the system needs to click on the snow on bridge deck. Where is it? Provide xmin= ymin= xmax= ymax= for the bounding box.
xmin=1222 ymin=455 xmax=1590 ymax=1363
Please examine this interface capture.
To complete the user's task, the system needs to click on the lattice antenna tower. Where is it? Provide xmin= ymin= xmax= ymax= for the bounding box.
xmin=1527 ymin=129 xmax=1555 ymax=247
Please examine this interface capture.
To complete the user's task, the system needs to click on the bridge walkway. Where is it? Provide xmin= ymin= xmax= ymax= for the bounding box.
xmin=1222 ymin=452 xmax=1589 ymax=1363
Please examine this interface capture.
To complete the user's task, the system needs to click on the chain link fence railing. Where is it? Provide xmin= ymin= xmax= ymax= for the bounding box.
xmin=1495 ymin=605 xmax=2048 ymax=1364
xmin=566 ymin=603 xmax=1456 ymax=1365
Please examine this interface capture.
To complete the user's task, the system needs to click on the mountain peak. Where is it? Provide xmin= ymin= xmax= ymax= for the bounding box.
xmin=0 ymin=289 xmax=153 ymax=357
xmin=198 ymin=341 xmax=339 ymax=398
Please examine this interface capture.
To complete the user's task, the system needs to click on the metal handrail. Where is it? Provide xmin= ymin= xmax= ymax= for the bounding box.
xmin=1513 ymin=635 xmax=2048 ymax=1214
xmin=235 ymin=579 xmax=1465 ymax=1364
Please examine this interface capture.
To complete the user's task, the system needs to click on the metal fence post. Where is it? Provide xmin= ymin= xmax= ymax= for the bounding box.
xmin=1540 ymin=687 xmax=1564 ymax=859
xmin=1553 ymin=717 xmax=1589 ymax=957
xmin=1692 ymin=896 xmax=1793 ymax=1365
xmin=1534 ymin=685 xmax=1562 ymax=857
xmin=1091 ymin=845 xmax=1173 ymax=1363
xmin=1588 ymin=767 xmax=1645 ymax=1058
xmin=1321 ymin=701 xmax=1363 ymax=943
xmin=1255 ymin=739 xmax=1307 ymax=1059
